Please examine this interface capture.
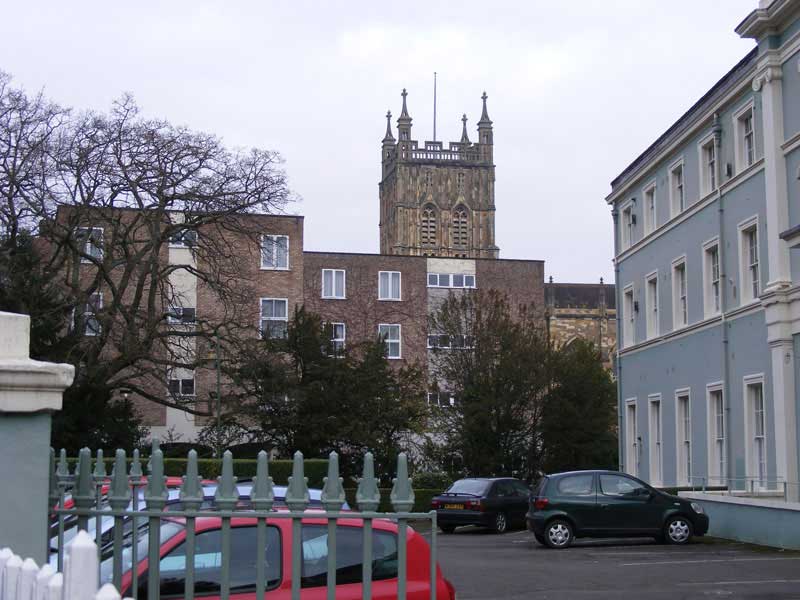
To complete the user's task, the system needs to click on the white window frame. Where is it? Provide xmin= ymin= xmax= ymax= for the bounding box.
xmin=81 ymin=292 xmax=103 ymax=336
xmin=648 ymin=394 xmax=663 ymax=487
xmin=671 ymin=256 xmax=688 ymax=330
xmin=329 ymin=322 xmax=346 ymax=355
xmin=738 ymin=216 xmax=760 ymax=304
xmin=426 ymin=273 xmax=475 ymax=289
xmin=698 ymin=133 xmax=717 ymax=197
xmin=623 ymin=284 xmax=635 ymax=348
xmin=669 ymin=158 xmax=685 ymax=217
xmin=706 ymin=382 xmax=726 ymax=487
xmin=625 ymin=399 xmax=639 ymax=477
xmin=732 ymin=99 xmax=756 ymax=173
xmin=743 ymin=374 xmax=767 ymax=491
xmin=260 ymin=234 xmax=289 ymax=270
xmin=620 ymin=200 xmax=634 ymax=250
xmin=76 ymin=227 xmax=104 ymax=263
xmin=378 ymin=323 xmax=402 ymax=359
xmin=259 ymin=297 xmax=289 ymax=339
xmin=643 ymin=181 xmax=657 ymax=235
xmin=167 ymin=306 xmax=197 ymax=325
xmin=702 ymin=237 xmax=721 ymax=318
xmin=168 ymin=371 xmax=196 ymax=398
xmin=645 ymin=271 xmax=659 ymax=340
xmin=378 ymin=271 xmax=402 ymax=301
xmin=169 ymin=228 xmax=198 ymax=249
xmin=675 ymin=388 xmax=692 ymax=487
xmin=321 ymin=268 xmax=346 ymax=299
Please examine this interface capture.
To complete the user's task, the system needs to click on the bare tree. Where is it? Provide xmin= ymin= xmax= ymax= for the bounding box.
xmin=0 ymin=75 xmax=293 ymax=447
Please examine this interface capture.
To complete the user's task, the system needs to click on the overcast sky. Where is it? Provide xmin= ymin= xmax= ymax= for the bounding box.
xmin=1 ymin=1 xmax=758 ymax=283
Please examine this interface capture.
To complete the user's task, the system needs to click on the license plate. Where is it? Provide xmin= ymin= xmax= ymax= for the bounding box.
xmin=444 ymin=503 xmax=463 ymax=510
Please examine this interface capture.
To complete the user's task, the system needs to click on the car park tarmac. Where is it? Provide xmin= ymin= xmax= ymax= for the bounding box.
xmin=427 ymin=526 xmax=800 ymax=599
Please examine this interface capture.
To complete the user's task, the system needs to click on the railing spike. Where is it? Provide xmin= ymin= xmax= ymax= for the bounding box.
xmin=56 ymin=449 xmax=69 ymax=478
xmin=251 ymin=450 xmax=274 ymax=511
xmin=356 ymin=452 xmax=381 ymax=512
xmin=109 ymin=450 xmax=130 ymax=510
xmin=214 ymin=450 xmax=238 ymax=510
xmin=180 ymin=450 xmax=203 ymax=511
xmin=73 ymin=448 xmax=95 ymax=510
xmin=93 ymin=449 xmax=107 ymax=479
xmin=129 ymin=449 xmax=142 ymax=479
xmin=321 ymin=451 xmax=345 ymax=512
xmin=144 ymin=447 xmax=167 ymax=510
xmin=285 ymin=451 xmax=309 ymax=512
xmin=390 ymin=452 xmax=415 ymax=512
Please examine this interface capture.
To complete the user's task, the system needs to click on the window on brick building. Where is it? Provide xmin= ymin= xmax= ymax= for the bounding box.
xmin=378 ymin=271 xmax=401 ymax=300
xmin=322 ymin=269 xmax=345 ymax=299
xmin=169 ymin=228 xmax=198 ymax=248
xmin=167 ymin=306 xmax=196 ymax=325
xmin=378 ymin=324 xmax=401 ymax=359
xmin=328 ymin=322 xmax=345 ymax=355
xmin=75 ymin=292 xmax=103 ymax=336
xmin=168 ymin=372 xmax=195 ymax=397
xmin=76 ymin=227 xmax=104 ymax=262
xmin=261 ymin=235 xmax=289 ymax=270
xmin=260 ymin=298 xmax=288 ymax=339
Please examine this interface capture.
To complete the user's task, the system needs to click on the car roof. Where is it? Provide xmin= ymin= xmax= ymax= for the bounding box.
xmin=454 ymin=477 xmax=517 ymax=482
xmin=545 ymin=470 xmax=624 ymax=478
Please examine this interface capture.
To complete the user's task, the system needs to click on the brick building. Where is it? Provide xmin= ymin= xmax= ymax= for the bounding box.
xmin=52 ymin=90 xmax=611 ymax=441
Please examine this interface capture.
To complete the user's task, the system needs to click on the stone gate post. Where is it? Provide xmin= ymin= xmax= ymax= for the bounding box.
xmin=0 ymin=312 xmax=74 ymax=563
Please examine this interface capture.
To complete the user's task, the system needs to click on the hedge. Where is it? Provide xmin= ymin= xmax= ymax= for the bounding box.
xmin=65 ymin=458 xmax=331 ymax=488
xmin=63 ymin=457 xmax=443 ymax=509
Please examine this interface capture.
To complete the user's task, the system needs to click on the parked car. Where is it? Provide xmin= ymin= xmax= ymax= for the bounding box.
xmin=526 ymin=470 xmax=709 ymax=548
xmin=99 ymin=514 xmax=456 ymax=599
xmin=431 ymin=477 xmax=531 ymax=534
xmin=50 ymin=483 xmax=345 ymax=565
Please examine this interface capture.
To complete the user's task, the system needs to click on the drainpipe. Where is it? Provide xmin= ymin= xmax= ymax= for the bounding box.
xmin=612 ymin=208 xmax=623 ymax=471
xmin=712 ymin=113 xmax=734 ymax=490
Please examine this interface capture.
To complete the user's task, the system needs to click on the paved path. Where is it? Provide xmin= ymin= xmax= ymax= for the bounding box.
xmin=425 ymin=526 xmax=800 ymax=599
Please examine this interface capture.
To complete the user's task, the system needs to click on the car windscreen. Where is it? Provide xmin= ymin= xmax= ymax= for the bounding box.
xmin=445 ymin=480 xmax=490 ymax=496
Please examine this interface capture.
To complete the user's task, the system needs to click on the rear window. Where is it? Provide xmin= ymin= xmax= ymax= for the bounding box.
xmin=446 ymin=479 xmax=490 ymax=496
xmin=532 ymin=477 xmax=548 ymax=496
xmin=555 ymin=474 xmax=594 ymax=496
xmin=301 ymin=525 xmax=397 ymax=587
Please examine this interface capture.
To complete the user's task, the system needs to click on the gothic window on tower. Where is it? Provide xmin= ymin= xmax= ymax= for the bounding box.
xmin=425 ymin=171 xmax=433 ymax=190
xmin=421 ymin=206 xmax=437 ymax=248
xmin=457 ymin=172 xmax=465 ymax=194
xmin=453 ymin=207 xmax=468 ymax=248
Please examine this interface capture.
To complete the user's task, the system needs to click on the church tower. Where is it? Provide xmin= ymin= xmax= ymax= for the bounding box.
xmin=379 ymin=89 xmax=499 ymax=259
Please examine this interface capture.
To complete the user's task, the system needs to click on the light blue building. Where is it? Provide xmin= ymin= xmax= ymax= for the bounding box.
xmin=608 ymin=0 xmax=800 ymax=499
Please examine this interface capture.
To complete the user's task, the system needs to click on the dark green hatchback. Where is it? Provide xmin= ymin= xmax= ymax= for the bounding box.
xmin=526 ymin=470 xmax=709 ymax=549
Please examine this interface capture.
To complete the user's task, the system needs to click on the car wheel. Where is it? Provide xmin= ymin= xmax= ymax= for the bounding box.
xmin=534 ymin=532 xmax=546 ymax=545
xmin=664 ymin=516 xmax=693 ymax=545
xmin=440 ymin=525 xmax=456 ymax=534
xmin=544 ymin=519 xmax=573 ymax=549
xmin=492 ymin=511 xmax=508 ymax=534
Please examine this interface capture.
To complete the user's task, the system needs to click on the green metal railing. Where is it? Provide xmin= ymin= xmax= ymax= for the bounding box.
xmin=49 ymin=444 xmax=439 ymax=600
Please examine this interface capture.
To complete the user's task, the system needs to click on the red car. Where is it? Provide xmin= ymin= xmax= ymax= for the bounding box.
xmin=103 ymin=514 xmax=456 ymax=600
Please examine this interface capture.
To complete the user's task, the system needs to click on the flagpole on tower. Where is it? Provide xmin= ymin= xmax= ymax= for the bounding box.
xmin=433 ymin=71 xmax=437 ymax=142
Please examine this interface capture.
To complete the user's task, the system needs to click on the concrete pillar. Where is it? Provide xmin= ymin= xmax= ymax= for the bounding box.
xmin=753 ymin=63 xmax=790 ymax=291
xmin=0 ymin=312 xmax=74 ymax=563
xmin=763 ymin=293 xmax=800 ymax=501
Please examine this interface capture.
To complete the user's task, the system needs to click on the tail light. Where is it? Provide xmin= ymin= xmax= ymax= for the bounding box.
xmin=465 ymin=499 xmax=485 ymax=511
xmin=431 ymin=499 xmax=440 ymax=509
xmin=534 ymin=497 xmax=549 ymax=511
